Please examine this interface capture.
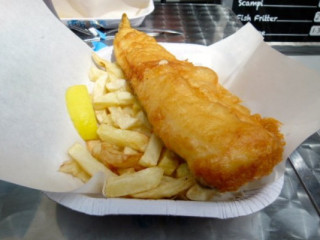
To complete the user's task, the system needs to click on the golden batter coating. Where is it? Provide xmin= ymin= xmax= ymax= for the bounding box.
xmin=114 ymin=14 xmax=285 ymax=192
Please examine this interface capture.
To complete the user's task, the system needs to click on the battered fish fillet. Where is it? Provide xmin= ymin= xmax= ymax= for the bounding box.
xmin=114 ymin=15 xmax=285 ymax=192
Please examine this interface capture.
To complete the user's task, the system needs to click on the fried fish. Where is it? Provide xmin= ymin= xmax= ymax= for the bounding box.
xmin=113 ymin=14 xmax=285 ymax=192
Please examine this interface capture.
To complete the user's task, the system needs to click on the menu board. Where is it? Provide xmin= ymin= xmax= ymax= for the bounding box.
xmin=232 ymin=0 xmax=320 ymax=42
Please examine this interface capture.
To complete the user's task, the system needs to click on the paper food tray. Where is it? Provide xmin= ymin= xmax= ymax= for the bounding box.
xmin=51 ymin=0 xmax=154 ymax=28
xmin=45 ymin=176 xmax=284 ymax=218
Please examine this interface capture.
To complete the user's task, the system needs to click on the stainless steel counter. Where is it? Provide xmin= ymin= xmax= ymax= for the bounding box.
xmin=139 ymin=3 xmax=243 ymax=45
xmin=1 ymin=3 xmax=320 ymax=239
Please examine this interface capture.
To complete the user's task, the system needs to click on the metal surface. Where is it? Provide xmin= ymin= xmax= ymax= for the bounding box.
xmin=104 ymin=27 xmax=183 ymax=35
xmin=137 ymin=3 xmax=243 ymax=45
xmin=1 ymin=3 xmax=320 ymax=239
xmin=290 ymin=132 xmax=320 ymax=215
xmin=1 ymin=161 xmax=319 ymax=239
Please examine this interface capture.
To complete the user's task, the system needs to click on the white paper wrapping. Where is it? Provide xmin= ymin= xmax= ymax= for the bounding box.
xmin=1 ymin=0 xmax=320 ymax=218
xmin=0 ymin=0 xmax=91 ymax=191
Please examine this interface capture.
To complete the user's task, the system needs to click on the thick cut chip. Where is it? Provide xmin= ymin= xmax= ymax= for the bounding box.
xmin=86 ymin=140 xmax=109 ymax=166
xmin=92 ymin=75 xmax=109 ymax=124
xmin=158 ymin=149 xmax=180 ymax=176
xmin=176 ymin=163 xmax=191 ymax=178
xmin=93 ymin=92 xmax=135 ymax=110
xmin=97 ymin=142 xmax=142 ymax=168
xmin=88 ymin=66 xmax=108 ymax=82
xmin=65 ymin=85 xmax=98 ymax=140
xmin=92 ymin=53 xmax=124 ymax=79
xmin=105 ymin=79 xmax=129 ymax=92
xmin=92 ymin=73 xmax=107 ymax=98
xmin=97 ymin=124 xmax=148 ymax=152
xmin=135 ymin=110 xmax=152 ymax=129
xmin=68 ymin=143 xmax=116 ymax=179
xmin=118 ymin=167 xmax=135 ymax=175
xmin=59 ymin=159 xmax=90 ymax=183
xmin=123 ymin=146 xmax=139 ymax=155
xmin=86 ymin=140 xmax=102 ymax=156
xmin=139 ymin=134 xmax=163 ymax=167
xmin=103 ymin=167 xmax=164 ymax=197
xmin=108 ymin=106 xmax=138 ymax=129
xmin=186 ymin=184 xmax=217 ymax=201
xmin=132 ymin=176 xmax=194 ymax=199
xmin=95 ymin=110 xmax=109 ymax=124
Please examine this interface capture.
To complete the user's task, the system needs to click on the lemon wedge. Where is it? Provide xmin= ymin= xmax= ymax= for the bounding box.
xmin=66 ymin=85 xmax=98 ymax=140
